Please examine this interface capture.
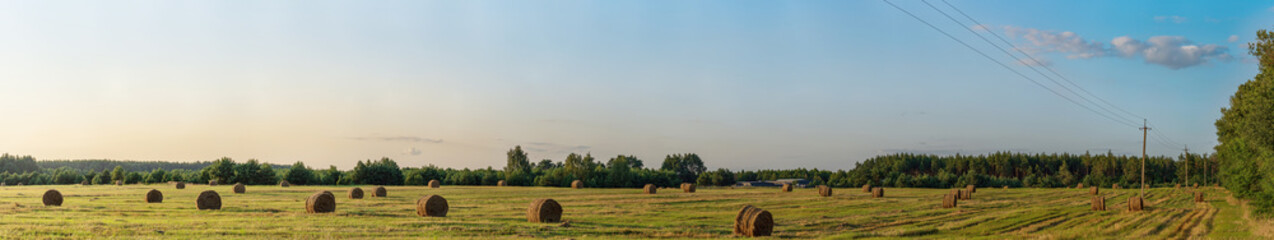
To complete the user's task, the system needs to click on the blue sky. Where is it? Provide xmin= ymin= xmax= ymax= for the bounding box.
xmin=0 ymin=1 xmax=1268 ymax=170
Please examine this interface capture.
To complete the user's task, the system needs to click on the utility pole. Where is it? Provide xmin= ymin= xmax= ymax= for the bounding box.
xmin=1184 ymin=145 xmax=1189 ymax=188
xmin=1140 ymin=119 xmax=1150 ymax=199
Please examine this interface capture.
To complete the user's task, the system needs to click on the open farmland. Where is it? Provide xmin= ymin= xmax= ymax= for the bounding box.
xmin=0 ymin=184 xmax=1266 ymax=239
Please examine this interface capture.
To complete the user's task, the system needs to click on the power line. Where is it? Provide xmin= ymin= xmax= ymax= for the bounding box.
xmin=882 ymin=0 xmax=1139 ymax=128
xmin=938 ymin=0 xmax=1147 ymax=122
xmin=919 ymin=0 xmax=1140 ymax=127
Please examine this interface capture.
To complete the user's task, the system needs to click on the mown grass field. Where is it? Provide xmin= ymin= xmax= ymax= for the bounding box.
xmin=0 ymin=184 xmax=1267 ymax=239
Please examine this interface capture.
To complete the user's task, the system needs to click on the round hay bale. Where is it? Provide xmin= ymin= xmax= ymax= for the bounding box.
xmin=196 ymin=190 xmax=221 ymax=210
xmin=233 ymin=183 xmax=245 ymax=194
xmin=1089 ymin=186 xmax=1099 ymax=195
xmin=942 ymin=193 xmax=958 ymax=208
xmin=306 ymin=191 xmax=336 ymax=213
xmin=1193 ymin=183 xmax=1199 ymax=188
xmin=280 ymin=180 xmax=290 ymax=187
xmin=115 ymin=180 xmax=123 ymax=186
xmin=958 ymin=189 xmax=971 ymax=200
xmin=348 ymin=187 xmax=364 ymax=199
xmin=42 ymin=189 xmax=62 ymax=207
xmin=81 ymin=180 xmax=90 ymax=186
xmin=1194 ymin=191 xmax=1204 ymax=203
xmin=1127 ymin=196 xmax=1144 ymax=211
xmin=1091 ymin=196 xmax=1105 ymax=211
xmin=643 ymin=184 xmax=657 ymax=194
xmin=16 ymin=182 xmax=23 ymax=186
xmin=429 ymin=180 xmax=441 ymax=188
xmin=145 ymin=189 xmax=163 ymax=203
xmin=781 ymin=183 xmax=793 ymax=192
xmin=1076 ymin=183 xmax=1083 ymax=189
xmin=571 ymin=180 xmax=583 ymax=189
xmin=208 ymin=180 xmax=218 ymax=186
xmin=872 ymin=187 xmax=884 ymax=198
xmin=966 ymin=185 xmax=976 ymax=194
xmin=733 ymin=205 xmax=773 ymax=237
xmin=817 ymin=185 xmax=832 ymax=197
xmin=1002 ymin=185 xmax=1008 ymax=189
xmin=175 ymin=182 xmax=185 ymax=189
xmin=527 ymin=198 xmax=562 ymax=223
xmin=1113 ymin=184 xmax=1121 ymax=189
xmin=1175 ymin=183 xmax=1182 ymax=189
xmin=862 ymin=184 xmax=871 ymax=193
xmin=681 ymin=183 xmax=696 ymax=193
xmin=415 ymin=195 xmax=449 ymax=217
xmin=373 ymin=186 xmax=387 ymax=197
xmin=497 ymin=180 xmax=506 ymax=187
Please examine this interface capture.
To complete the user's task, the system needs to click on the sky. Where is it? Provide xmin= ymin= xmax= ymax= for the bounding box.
xmin=1 ymin=0 xmax=1270 ymax=170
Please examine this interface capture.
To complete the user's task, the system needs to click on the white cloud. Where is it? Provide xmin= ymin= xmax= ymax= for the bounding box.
xmin=1004 ymin=26 xmax=1231 ymax=69
xmin=1153 ymin=16 xmax=1187 ymax=24
xmin=970 ymin=24 xmax=990 ymax=32
xmin=349 ymin=136 xmax=443 ymax=143
xmin=1229 ymin=35 xmax=1240 ymax=43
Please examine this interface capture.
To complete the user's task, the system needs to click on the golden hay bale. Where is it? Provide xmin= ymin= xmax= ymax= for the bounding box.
xmin=81 ymin=180 xmax=90 ymax=185
xmin=116 ymin=180 xmax=123 ymax=186
xmin=1113 ymin=184 xmax=1121 ymax=189
xmin=429 ymin=180 xmax=441 ymax=188
xmin=527 ymin=198 xmax=563 ymax=223
xmin=571 ymin=180 xmax=584 ymax=189
xmin=644 ymin=184 xmax=657 ymax=194
xmin=306 ymin=191 xmax=336 ymax=213
xmin=1127 ymin=196 xmax=1143 ymax=211
xmin=1193 ymin=183 xmax=1199 ymax=188
xmin=43 ymin=189 xmax=63 ymax=207
xmin=1002 ymin=185 xmax=1008 ymax=189
xmin=233 ymin=183 xmax=245 ymax=194
xmin=872 ymin=187 xmax=884 ymax=198
xmin=209 ymin=180 xmax=218 ymax=186
xmin=1175 ymin=183 xmax=1181 ymax=189
xmin=781 ymin=183 xmax=793 ymax=192
xmin=681 ymin=183 xmax=696 ymax=193
xmin=497 ymin=180 xmax=506 ymax=187
xmin=958 ymin=189 xmax=971 ymax=200
xmin=733 ymin=205 xmax=773 ymax=237
xmin=966 ymin=185 xmax=976 ymax=194
xmin=280 ymin=180 xmax=290 ymax=187
xmin=415 ymin=195 xmax=449 ymax=217
xmin=145 ymin=189 xmax=163 ymax=203
xmin=817 ymin=185 xmax=832 ymax=197
xmin=1076 ymin=183 xmax=1083 ymax=189
xmin=942 ymin=193 xmax=958 ymax=208
xmin=373 ymin=186 xmax=387 ymax=197
xmin=348 ymin=187 xmax=364 ymax=199
xmin=197 ymin=190 xmax=221 ymax=210
xmin=1091 ymin=196 xmax=1106 ymax=211
xmin=175 ymin=182 xmax=185 ymax=189
xmin=1090 ymin=186 xmax=1099 ymax=195
xmin=1194 ymin=191 xmax=1204 ymax=203
xmin=862 ymin=184 xmax=871 ymax=193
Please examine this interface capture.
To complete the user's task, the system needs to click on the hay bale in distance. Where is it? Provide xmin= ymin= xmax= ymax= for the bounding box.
xmin=81 ymin=180 xmax=90 ymax=185
xmin=571 ymin=180 xmax=583 ymax=189
xmin=1194 ymin=191 xmax=1205 ymax=203
xmin=348 ymin=187 xmax=364 ymax=199
xmin=197 ymin=190 xmax=221 ymax=210
xmin=681 ymin=183 xmax=696 ymax=193
xmin=233 ymin=183 xmax=245 ymax=194
xmin=115 ymin=180 xmax=123 ymax=186
xmin=280 ymin=180 xmax=290 ymax=187
xmin=781 ymin=183 xmax=793 ymax=192
xmin=415 ymin=195 xmax=448 ymax=217
xmin=1089 ymin=186 xmax=1099 ymax=195
xmin=1127 ymin=196 xmax=1143 ymax=211
xmin=497 ymin=180 xmax=506 ymax=187
xmin=817 ymin=185 xmax=832 ymax=197
xmin=733 ymin=205 xmax=774 ymax=237
xmin=872 ymin=187 xmax=884 ymax=198
xmin=862 ymin=184 xmax=871 ymax=193
xmin=942 ymin=193 xmax=958 ymax=208
xmin=1113 ymin=184 xmax=1121 ymax=189
xmin=1077 ymin=183 xmax=1083 ymax=189
xmin=958 ymin=189 xmax=971 ymax=200
xmin=1002 ymin=185 xmax=1008 ymax=189
xmin=175 ymin=182 xmax=185 ymax=189
xmin=43 ymin=189 xmax=63 ymax=206
xmin=966 ymin=185 xmax=976 ymax=194
xmin=429 ymin=180 xmax=441 ymax=188
xmin=1193 ymin=183 xmax=1199 ymax=188
xmin=306 ymin=191 xmax=336 ymax=213
xmin=373 ymin=186 xmax=387 ymax=197
xmin=527 ymin=198 xmax=563 ymax=223
xmin=644 ymin=184 xmax=657 ymax=194
xmin=145 ymin=189 xmax=163 ymax=203
xmin=1175 ymin=183 xmax=1182 ymax=189
xmin=209 ymin=180 xmax=218 ymax=186
xmin=1091 ymin=196 xmax=1105 ymax=211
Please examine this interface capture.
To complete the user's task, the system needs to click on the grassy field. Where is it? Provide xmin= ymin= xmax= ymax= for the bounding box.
xmin=0 ymin=184 xmax=1268 ymax=239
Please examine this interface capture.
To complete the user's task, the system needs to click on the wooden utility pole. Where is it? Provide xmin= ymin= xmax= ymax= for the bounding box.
xmin=1184 ymin=145 xmax=1189 ymax=188
xmin=1140 ymin=119 xmax=1150 ymax=198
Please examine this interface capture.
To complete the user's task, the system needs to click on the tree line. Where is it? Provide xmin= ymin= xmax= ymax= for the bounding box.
xmin=1215 ymin=28 xmax=1274 ymax=217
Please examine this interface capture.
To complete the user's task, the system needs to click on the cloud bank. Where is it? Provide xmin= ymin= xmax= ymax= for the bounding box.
xmin=1003 ymin=26 xmax=1232 ymax=69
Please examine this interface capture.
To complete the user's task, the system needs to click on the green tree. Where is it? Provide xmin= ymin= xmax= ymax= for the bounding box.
xmin=504 ymin=146 xmax=533 ymax=186
xmin=146 ymin=169 xmax=167 ymax=184
xmin=110 ymin=166 xmax=125 ymax=182
xmin=1216 ymin=28 xmax=1274 ymax=216
xmin=201 ymin=157 xmax=237 ymax=184
xmin=284 ymin=161 xmax=316 ymax=185
xmin=661 ymin=153 xmax=706 ymax=184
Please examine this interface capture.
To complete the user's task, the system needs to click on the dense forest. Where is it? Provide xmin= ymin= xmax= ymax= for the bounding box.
xmin=1214 ymin=28 xmax=1274 ymax=217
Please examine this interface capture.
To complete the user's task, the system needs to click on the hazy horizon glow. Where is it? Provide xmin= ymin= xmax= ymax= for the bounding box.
xmin=1 ymin=1 xmax=1268 ymax=170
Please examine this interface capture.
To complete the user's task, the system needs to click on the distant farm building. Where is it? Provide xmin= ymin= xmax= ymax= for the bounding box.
xmin=733 ymin=179 xmax=809 ymax=188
